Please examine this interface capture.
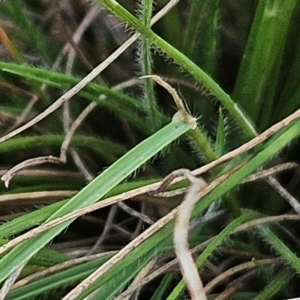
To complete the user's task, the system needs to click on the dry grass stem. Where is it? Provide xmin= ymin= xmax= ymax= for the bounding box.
xmin=204 ymin=259 xmax=279 ymax=293
xmin=116 ymin=214 xmax=300 ymax=298
xmin=267 ymin=176 xmax=300 ymax=215
xmin=243 ymin=162 xmax=300 ymax=214
xmin=243 ymin=162 xmax=299 ymax=182
xmin=61 ymin=166 xmax=238 ymax=300
xmin=141 ymin=75 xmax=197 ymax=128
xmin=1 ymin=1 xmax=300 ymax=299
xmin=70 ymin=148 xmax=94 ymax=181
xmin=113 ymin=259 xmax=176 ymax=299
xmin=1 ymin=79 xmax=141 ymax=186
xmin=118 ymin=202 xmax=154 ymax=225
xmin=232 ymin=214 xmax=300 ymax=234
xmin=87 ymin=205 xmax=118 ymax=255
xmin=1 ymin=156 xmax=62 ymax=188
xmin=12 ymin=252 xmax=116 ymax=289
xmin=159 ymin=169 xmax=207 ymax=300
xmin=116 ymin=259 xmax=156 ymax=300
xmin=32 ymin=161 xmax=290 ymax=300
xmin=0 ymin=190 xmax=76 ymax=204
xmin=214 ymin=283 xmax=243 ymax=300
xmin=0 ymin=264 xmax=25 ymax=300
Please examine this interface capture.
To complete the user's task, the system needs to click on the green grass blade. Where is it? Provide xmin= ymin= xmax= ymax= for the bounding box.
xmin=138 ymin=0 xmax=160 ymax=131
xmin=5 ymin=254 xmax=114 ymax=300
xmin=0 ymin=179 xmax=157 ymax=240
xmin=275 ymin=33 xmax=300 ymax=120
xmin=77 ymin=222 xmax=172 ymax=299
xmin=1 ymin=1 xmax=300 ymax=298
xmin=167 ymin=118 xmax=300 ymax=297
xmin=0 ymin=62 xmax=140 ymax=110
xmin=0 ymin=134 xmax=127 ymax=163
xmin=0 ymin=117 xmax=190 ymax=282
xmin=0 ymin=62 xmax=166 ymax=133
xmin=182 ymin=0 xmax=207 ymax=59
xmin=0 ymin=201 xmax=65 ymax=239
xmin=259 ymin=226 xmax=300 ymax=274
xmin=150 ymin=273 xmax=174 ymax=300
xmin=233 ymin=0 xmax=297 ymax=123
xmin=183 ymin=0 xmax=220 ymax=75
xmin=90 ymin=254 xmax=156 ymax=300
xmin=276 ymin=78 xmax=300 ymax=124
xmin=187 ymin=127 xmax=217 ymax=162
xmin=253 ymin=270 xmax=292 ymax=300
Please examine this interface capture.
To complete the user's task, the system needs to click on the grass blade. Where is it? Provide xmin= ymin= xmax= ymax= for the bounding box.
xmin=0 ymin=116 xmax=191 ymax=282
xmin=233 ymin=0 xmax=297 ymax=124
